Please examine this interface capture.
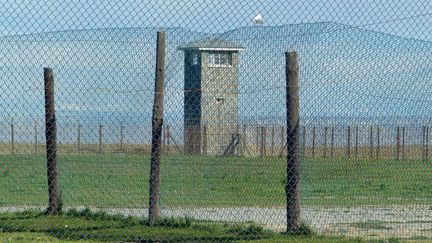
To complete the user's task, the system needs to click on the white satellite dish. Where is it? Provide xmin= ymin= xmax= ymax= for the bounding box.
xmin=254 ymin=13 xmax=263 ymax=25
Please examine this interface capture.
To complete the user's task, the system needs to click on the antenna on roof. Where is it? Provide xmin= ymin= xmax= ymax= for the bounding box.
xmin=254 ymin=13 xmax=263 ymax=25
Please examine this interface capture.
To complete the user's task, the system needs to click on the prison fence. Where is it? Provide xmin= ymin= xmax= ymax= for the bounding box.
xmin=1 ymin=1 xmax=432 ymax=242
xmin=3 ymin=123 xmax=432 ymax=161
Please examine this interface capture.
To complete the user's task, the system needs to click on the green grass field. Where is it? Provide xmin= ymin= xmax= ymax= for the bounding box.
xmin=0 ymin=209 xmax=361 ymax=242
xmin=1 ymin=154 xmax=431 ymax=208
xmin=1 ymin=209 xmax=429 ymax=242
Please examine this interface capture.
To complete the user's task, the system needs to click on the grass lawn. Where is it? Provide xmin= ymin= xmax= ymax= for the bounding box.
xmin=0 ymin=154 xmax=431 ymax=208
xmin=1 ymin=209 xmax=430 ymax=242
xmin=0 ymin=209 xmax=358 ymax=242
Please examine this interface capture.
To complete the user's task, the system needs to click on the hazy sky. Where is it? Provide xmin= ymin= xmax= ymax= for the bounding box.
xmin=0 ymin=0 xmax=431 ymax=40
xmin=1 ymin=0 xmax=432 ymax=125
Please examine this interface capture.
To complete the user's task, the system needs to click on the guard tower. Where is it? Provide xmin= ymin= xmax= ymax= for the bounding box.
xmin=178 ymin=37 xmax=244 ymax=155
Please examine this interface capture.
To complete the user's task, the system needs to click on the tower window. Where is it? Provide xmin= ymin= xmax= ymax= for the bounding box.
xmin=208 ymin=52 xmax=232 ymax=67
xmin=186 ymin=52 xmax=200 ymax=66
xmin=192 ymin=53 xmax=199 ymax=65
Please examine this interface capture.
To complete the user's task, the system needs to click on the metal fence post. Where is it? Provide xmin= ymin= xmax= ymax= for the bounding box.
xmin=99 ymin=124 xmax=103 ymax=155
xmin=312 ymin=126 xmax=316 ymax=158
xmin=427 ymin=126 xmax=429 ymax=161
xmin=376 ymin=126 xmax=380 ymax=160
xmin=34 ymin=120 xmax=38 ymax=155
xmin=167 ymin=124 xmax=170 ymax=153
xmin=255 ymin=125 xmax=261 ymax=156
xmin=302 ymin=126 xmax=306 ymax=157
xmin=281 ymin=125 xmax=285 ymax=157
xmin=355 ymin=125 xmax=358 ymax=158
xmin=77 ymin=124 xmax=81 ymax=153
xmin=347 ymin=125 xmax=351 ymax=158
xmin=369 ymin=125 xmax=373 ymax=160
xmin=11 ymin=122 xmax=14 ymax=155
xmin=423 ymin=126 xmax=428 ymax=161
xmin=271 ymin=126 xmax=275 ymax=156
xmin=241 ymin=124 xmax=247 ymax=156
xmin=402 ymin=126 xmax=405 ymax=160
xmin=324 ymin=126 xmax=328 ymax=158
xmin=120 ymin=124 xmax=124 ymax=151
xmin=261 ymin=126 xmax=266 ymax=157
xmin=202 ymin=125 xmax=207 ymax=156
xmin=331 ymin=126 xmax=334 ymax=158
xmin=396 ymin=126 xmax=401 ymax=160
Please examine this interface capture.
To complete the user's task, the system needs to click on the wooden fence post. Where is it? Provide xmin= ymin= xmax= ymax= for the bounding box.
xmin=44 ymin=67 xmax=60 ymax=214
xmin=148 ymin=31 xmax=166 ymax=225
xmin=285 ymin=51 xmax=300 ymax=232
xmin=162 ymin=124 xmax=166 ymax=151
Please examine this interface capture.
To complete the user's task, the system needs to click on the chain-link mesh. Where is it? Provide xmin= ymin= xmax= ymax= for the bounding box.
xmin=1 ymin=1 xmax=432 ymax=241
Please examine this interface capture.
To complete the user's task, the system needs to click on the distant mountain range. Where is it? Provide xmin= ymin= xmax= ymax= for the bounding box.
xmin=1 ymin=22 xmax=432 ymax=127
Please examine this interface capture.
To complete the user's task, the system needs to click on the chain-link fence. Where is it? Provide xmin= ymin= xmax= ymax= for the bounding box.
xmin=1 ymin=1 xmax=432 ymax=241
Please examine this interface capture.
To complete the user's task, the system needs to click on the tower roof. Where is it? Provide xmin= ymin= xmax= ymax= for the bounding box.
xmin=178 ymin=37 xmax=244 ymax=51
